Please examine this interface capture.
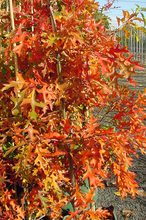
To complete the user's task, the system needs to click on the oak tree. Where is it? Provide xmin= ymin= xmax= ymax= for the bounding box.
xmin=0 ymin=0 xmax=145 ymax=219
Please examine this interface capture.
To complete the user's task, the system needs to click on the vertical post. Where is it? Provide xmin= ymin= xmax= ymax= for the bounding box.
xmin=6 ymin=0 xmax=10 ymax=32
xmin=141 ymin=30 xmax=143 ymax=64
xmin=9 ymin=0 xmax=15 ymax=30
xmin=133 ymin=28 xmax=135 ymax=60
xmin=138 ymin=29 xmax=140 ymax=62
xmin=130 ymin=27 xmax=132 ymax=53
xmin=9 ymin=0 xmax=19 ymax=80
xmin=136 ymin=29 xmax=138 ymax=61
xmin=31 ymin=0 xmax=34 ymax=35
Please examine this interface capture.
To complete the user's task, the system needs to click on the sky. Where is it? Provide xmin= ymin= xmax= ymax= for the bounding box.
xmin=97 ymin=0 xmax=146 ymax=27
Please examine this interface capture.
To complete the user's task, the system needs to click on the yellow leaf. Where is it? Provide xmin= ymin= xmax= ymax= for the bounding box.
xmin=114 ymin=191 xmax=121 ymax=196
xmin=116 ymin=17 xmax=121 ymax=26
xmin=123 ymin=10 xmax=130 ymax=19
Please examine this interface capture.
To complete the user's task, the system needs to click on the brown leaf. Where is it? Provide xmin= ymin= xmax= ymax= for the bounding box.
xmin=122 ymin=209 xmax=133 ymax=218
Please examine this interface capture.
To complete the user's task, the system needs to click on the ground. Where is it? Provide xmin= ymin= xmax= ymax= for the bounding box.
xmin=95 ymin=68 xmax=146 ymax=220
xmin=95 ymin=153 xmax=146 ymax=220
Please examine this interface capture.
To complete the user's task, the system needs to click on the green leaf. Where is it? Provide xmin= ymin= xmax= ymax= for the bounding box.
xmin=4 ymin=145 xmax=18 ymax=158
xmin=141 ymin=13 xmax=146 ymax=26
xmin=29 ymin=110 xmax=38 ymax=120
xmin=135 ymin=5 xmax=141 ymax=14
xmin=12 ymin=108 xmax=20 ymax=116
xmin=74 ymin=144 xmax=80 ymax=150
xmin=10 ymin=65 xmax=14 ymax=71
xmin=2 ymin=68 xmax=6 ymax=75
xmin=2 ymin=144 xmax=8 ymax=152
xmin=141 ymin=7 xmax=146 ymax=12
xmin=62 ymin=202 xmax=74 ymax=213
xmin=81 ymin=179 xmax=90 ymax=193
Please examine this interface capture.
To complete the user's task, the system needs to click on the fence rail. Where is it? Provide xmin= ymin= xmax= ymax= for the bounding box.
xmin=117 ymin=28 xmax=146 ymax=65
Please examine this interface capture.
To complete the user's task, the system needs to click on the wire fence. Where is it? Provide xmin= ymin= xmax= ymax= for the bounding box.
xmin=117 ymin=28 xmax=146 ymax=65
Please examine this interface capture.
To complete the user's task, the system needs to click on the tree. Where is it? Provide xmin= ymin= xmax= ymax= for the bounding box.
xmin=0 ymin=0 xmax=145 ymax=219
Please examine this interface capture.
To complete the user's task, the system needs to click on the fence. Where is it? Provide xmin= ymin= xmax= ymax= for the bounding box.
xmin=117 ymin=28 xmax=146 ymax=65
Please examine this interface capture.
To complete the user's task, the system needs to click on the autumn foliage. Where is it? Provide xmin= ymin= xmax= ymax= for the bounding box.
xmin=0 ymin=0 xmax=146 ymax=219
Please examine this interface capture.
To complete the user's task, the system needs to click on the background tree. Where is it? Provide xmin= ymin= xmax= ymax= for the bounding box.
xmin=0 ymin=0 xmax=145 ymax=219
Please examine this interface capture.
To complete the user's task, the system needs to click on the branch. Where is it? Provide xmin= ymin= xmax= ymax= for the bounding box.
xmin=9 ymin=0 xmax=15 ymax=30
xmin=48 ymin=0 xmax=65 ymax=118
xmin=47 ymin=1 xmax=76 ymax=213
xmin=48 ymin=0 xmax=57 ymax=32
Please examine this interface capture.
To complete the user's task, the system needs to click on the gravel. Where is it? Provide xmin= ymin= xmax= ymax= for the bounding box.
xmin=95 ymin=153 xmax=146 ymax=220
